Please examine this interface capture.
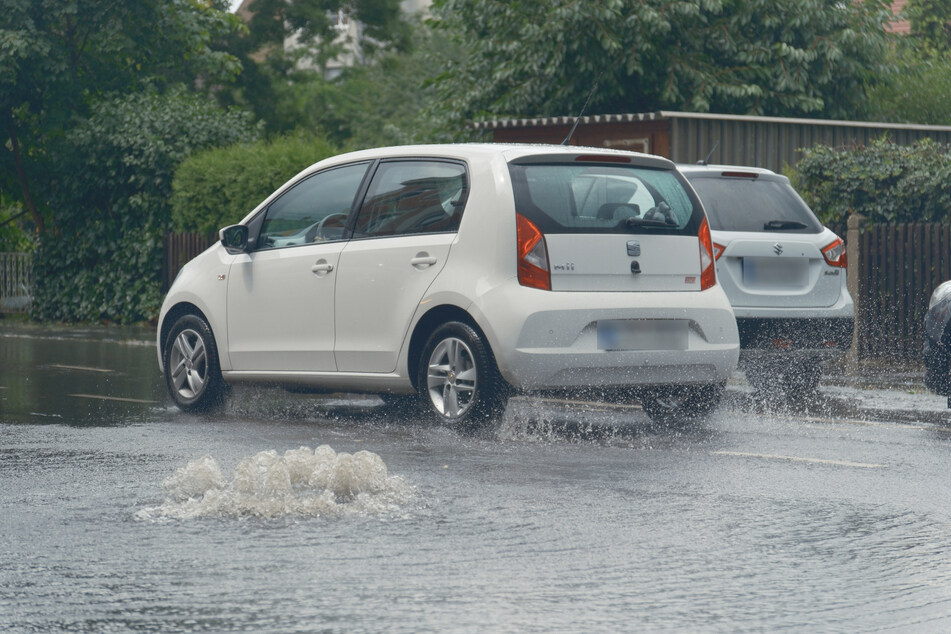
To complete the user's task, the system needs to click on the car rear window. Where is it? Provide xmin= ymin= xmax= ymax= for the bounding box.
xmin=508 ymin=163 xmax=704 ymax=235
xmin=686 ymin=175 xmax=823 ymax=233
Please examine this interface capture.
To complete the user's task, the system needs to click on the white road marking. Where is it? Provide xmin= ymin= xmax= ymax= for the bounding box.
xmin=69 ymin=394 xmax=157 ymax=404
xmin=712 ymin=451 xmax=886 ymax=469
xmin=51 ymin=364 xmax=113 ymax=373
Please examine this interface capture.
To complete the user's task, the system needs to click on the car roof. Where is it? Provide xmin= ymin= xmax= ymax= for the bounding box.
xmin=307 ymin=143 xmax=677 ymax=173
xmin=676 ymin=163 xmax=785 ymax=180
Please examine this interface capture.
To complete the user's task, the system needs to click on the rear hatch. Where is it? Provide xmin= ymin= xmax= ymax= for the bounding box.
xmin=684 ymin=170 xmax=843 ymax=308
xmin=508 ymin=154 xmax=710 ymax=293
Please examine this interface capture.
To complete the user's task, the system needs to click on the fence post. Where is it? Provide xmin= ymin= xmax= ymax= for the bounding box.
xmin=846 ymin=213 xmax=865 ymax=372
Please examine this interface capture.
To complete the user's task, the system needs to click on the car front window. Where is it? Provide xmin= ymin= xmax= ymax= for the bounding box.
xmin=257 ymin=162 xmax=370 ymax=250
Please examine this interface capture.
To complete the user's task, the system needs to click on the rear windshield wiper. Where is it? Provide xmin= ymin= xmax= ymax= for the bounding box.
xmin=625 ymin=217 xmax=676 ymax=229
xmin=763 ymin=220 xmax=808 ymax=230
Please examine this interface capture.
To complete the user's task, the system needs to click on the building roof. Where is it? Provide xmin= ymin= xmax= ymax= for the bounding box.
xmin=471 ymin=111 xmax=951 ymax=133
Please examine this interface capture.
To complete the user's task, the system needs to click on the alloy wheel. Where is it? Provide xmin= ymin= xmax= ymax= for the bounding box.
xmin=426 ymin=337 xmax=477 ymax=419
xmin=169 ymin=328 xmax=208 ymax=400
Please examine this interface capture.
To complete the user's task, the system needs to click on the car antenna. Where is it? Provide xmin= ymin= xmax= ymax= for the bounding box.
xmin=562 ymin=72 xmax=604 ymax=146
xmin=698 ymin=140 xmax=720 ymax=165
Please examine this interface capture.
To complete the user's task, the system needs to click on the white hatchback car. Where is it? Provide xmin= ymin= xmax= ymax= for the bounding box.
xmin=679 ymin=164 xmax=854 ymax=399
xmin=158 ymin=144 xmax=739 ymax=426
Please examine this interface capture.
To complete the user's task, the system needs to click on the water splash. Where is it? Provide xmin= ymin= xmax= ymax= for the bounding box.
xmin=137 ymin=446 xmax=413 ymax=520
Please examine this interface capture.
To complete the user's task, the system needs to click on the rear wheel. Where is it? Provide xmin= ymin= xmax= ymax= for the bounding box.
xmin=164 ymin=314 xmax=225 ymax=412
xmin=639 ymin=383 xmax=724 ymax=425
xmin=417 ymin=321 xmax=508 ymax=429
xmin=746 ymin=359 xmax=822 ymax=401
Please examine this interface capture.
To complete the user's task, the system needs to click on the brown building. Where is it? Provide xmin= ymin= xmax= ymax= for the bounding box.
xmin=475 ymin=111 xmax=951 ymax=173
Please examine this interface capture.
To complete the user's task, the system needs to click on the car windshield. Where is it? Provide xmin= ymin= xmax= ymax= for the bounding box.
xmin=686 ymin=175 xmax=823 ymax=233
xmin=508 ymin=163 xmax=702 ymax=235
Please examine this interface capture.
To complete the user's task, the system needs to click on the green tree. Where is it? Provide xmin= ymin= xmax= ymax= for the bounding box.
xmin=907 ymin=0 xmax=951 ymax=53
xmin=866 ymin=0 xmax=951 ymax=124
xmin=252 ymin=20 xmax=458 ymax=148
xmin=430 ymin=0 xmax=895 ymax=125
xmin=30 ymin=89 xmax=259 ymax=323
xmin=222 ymin=0 xmax=412 ymax=134
xmin=0 ymin=0 xmax=243 ymax=235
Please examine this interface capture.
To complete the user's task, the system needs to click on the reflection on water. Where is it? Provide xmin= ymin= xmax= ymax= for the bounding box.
xmin=0 ymin=324 xmax=163 ymax=425
xmin=137 ymin=446 xmax=413 ymax=520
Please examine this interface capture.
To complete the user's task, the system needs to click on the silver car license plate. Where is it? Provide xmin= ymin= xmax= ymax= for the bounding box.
xmin=597 ymin=319 xmax=688 ymax=351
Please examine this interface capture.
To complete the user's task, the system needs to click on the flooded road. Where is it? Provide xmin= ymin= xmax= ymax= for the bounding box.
xmin=3 ymin=324 xmax=951 ymax=631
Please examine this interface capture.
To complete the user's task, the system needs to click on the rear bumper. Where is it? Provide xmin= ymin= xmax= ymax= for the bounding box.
xmin=474 ymin=283 xmax=740 ymax=390
xmin=736 ymin=317 xmax=853 ymax=362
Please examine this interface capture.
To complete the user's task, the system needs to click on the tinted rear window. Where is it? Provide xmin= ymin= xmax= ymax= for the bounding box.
xmin=686 ymin=175 xmax=823 ymax=233
xmin=508 ymin=163 xmax=703 ymax=235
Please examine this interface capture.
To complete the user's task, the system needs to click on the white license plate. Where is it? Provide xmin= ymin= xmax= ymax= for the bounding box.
xmin=597 ymin=320 xmax=688 ymax=351
xmin=743 ymin=258 xmax=808 ymax=287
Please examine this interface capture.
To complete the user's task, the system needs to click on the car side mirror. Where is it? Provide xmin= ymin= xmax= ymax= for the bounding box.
xmin=219 ymin=224 xmax=249 ymax=253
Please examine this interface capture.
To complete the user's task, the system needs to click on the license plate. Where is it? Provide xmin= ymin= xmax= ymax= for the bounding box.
xmin=743 ymin=258 xmax=808 ymax=287
xmin=597 ymin=320 xmax=688 ymax=351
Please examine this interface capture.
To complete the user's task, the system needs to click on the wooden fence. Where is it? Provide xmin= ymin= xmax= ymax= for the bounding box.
xmin=0 ymin=252 xmax=32 ymax=313
xmin=162 ymin=232 xmax=216 ymax=292
xmin=855 ymin=222 xmax=951 ymax=361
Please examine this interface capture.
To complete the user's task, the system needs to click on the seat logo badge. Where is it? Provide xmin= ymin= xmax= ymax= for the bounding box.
xmin=773 ymin=243 xmax=783 ymax=256
xmin=627 ymin=240 xmax=641 ymax=257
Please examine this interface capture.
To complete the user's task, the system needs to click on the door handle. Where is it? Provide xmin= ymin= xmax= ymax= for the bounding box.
xmin=311 ymin=260 xmax=334 ymax=276
xmin=410 ymin=253 xmax=438 ymax=269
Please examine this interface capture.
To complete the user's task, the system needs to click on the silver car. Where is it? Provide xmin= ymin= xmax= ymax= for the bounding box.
xmin=679 ymin=164 xmax=854 ymax=399
xmin=158 ymin=144 xmax=739 ymax=426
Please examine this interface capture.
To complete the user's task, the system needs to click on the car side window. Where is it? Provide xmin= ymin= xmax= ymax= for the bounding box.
xmin=352 ymin=160 xmax=468 ymax=238
xmin=257 ymin=162 xmax=369 ymax=250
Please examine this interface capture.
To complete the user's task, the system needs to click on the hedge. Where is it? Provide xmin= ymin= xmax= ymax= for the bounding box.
xmin=794 ymin=137 xmax=951 ymax=226
xmin=171 ymin=133 xmax=338 ymax=235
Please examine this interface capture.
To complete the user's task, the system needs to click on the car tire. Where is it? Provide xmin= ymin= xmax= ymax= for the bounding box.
xmin=746 ymin=360 xmax=821 ymax=402
xmin=163 ymin=314 xmax=226 ymax=412
xmin=417 ymin=321 xmax=508 ymax=429
xmin=925 ymin=340 xmax=951 ymax=396
xmin=782 ymin=363 xmax=822 ymax=401
xmin=639 ymin=383 xmax=724 ymax=425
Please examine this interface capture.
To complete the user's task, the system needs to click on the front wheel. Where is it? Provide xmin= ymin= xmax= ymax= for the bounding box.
xmin=417 ymin=321 xmax=508 ymax=429
xmin=639 ymin=383 xmax=724 ymax=425
xmin=164 ymin=314 xmax=226 ymax=412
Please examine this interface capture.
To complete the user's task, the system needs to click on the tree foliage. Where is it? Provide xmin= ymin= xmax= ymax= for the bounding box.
xmin=0 ymin=0 xmax=244 ymax=234
xmin=794 ymin=138 xmax=951 ymax=226
xmin=171 ymin=133 xmax=337 ymax=235
xmin=430 ymin=0 xmax=895 ymax=125
xmin=865 ymin=0 xmax=951 ymax=125
xmin=30 ymin=89 xmax=259 ymax=323
xmin=221 ymin=0 xmax=413 ymax=134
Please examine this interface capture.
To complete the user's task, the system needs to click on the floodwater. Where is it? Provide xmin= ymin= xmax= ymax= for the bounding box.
xmin=3 ymin=324 xmax=951 ymax=631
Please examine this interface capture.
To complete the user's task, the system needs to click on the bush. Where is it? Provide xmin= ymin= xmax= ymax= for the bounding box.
xmin=31 ymin=88 xmax=260 ymax=323
xmin=794 ymin=137 xmax=951 ymax=226
xmin=171 ymin=133 xmax=338 ymax=235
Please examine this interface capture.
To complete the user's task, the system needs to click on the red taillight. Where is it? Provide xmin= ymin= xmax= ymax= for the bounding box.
xmin=712 ymin=241 xmax=726 ymax=261
xmin=516 ymin=213 xmax=551 ymax=290
xmin=822 ymin=237 xmax=847 ymax=268
xmin=698 ymin=217 xmax=716 ymax=290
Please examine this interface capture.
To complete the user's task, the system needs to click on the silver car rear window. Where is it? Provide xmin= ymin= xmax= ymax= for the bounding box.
xmin=509 ymin=163 xmax=703 ymax=235
xmin=687 ymin=176 xmax=823 ymax=233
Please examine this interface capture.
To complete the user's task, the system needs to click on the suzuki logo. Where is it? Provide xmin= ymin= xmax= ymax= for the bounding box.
xmin=773 ymin=243 xmax=783 ymax=256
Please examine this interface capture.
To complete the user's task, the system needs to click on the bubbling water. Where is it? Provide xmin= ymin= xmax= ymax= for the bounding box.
xmin=137 ymin=446 xmax=413 ymax=520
